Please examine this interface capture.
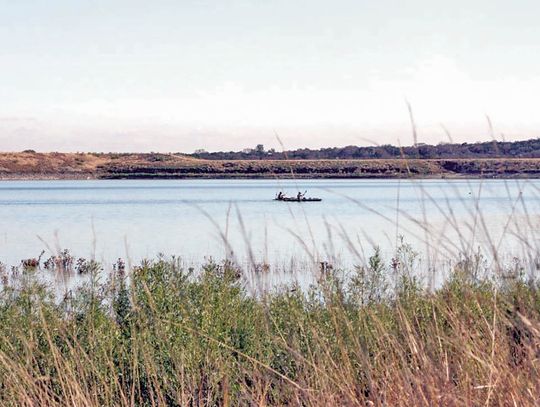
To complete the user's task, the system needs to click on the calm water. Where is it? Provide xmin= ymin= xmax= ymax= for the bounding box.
xmin=1 ymin=179 xmax=540 ymax=271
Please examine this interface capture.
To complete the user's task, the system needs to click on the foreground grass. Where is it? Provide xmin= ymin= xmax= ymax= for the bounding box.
xmin=1 ymin=251 xmax=540 ymax=406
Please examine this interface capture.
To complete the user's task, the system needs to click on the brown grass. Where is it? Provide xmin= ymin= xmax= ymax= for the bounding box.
xmin=1 ymin=254 xmax=540 ymax=406
xmin=1 ymin=151 xmax=540 ymax=179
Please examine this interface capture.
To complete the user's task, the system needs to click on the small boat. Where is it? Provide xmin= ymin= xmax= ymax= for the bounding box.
xmin=275 ymin=192 xmax=322 ymax=202
xmin=277 ymin=197 xmax=322 ymax=202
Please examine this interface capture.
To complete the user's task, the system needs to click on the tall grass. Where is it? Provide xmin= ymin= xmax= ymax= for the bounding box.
xmin=1 ymin=245 xmax=540 ymax=406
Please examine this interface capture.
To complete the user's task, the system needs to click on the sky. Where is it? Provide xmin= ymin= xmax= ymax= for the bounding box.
xmin=0 ymin=0 xmax=539 ymax=152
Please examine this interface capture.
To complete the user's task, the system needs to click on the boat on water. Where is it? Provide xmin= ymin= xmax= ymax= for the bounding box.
xmin=276 ymin=197 xmax=322 ymax=202
xmin=275 ymin=191 xmax=322 ymax=202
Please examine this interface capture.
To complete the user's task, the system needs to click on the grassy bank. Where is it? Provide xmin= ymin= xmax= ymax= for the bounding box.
xmin=1 ymin=250 xmax=540 ymax=406
xmin=3 ymin=151 xmax=540 ymax=179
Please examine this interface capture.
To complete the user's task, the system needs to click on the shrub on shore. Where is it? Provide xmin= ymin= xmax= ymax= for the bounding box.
xmin=1 ymin=252 xmax=540 ymax=406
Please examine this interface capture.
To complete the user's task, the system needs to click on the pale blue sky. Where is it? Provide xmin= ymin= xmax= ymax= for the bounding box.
xmin=1 ymin=0 xmax=539 ymax=151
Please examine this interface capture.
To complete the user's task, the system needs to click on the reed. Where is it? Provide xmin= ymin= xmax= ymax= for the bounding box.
xmin=1 ymin=244 xmax=540 ymax=406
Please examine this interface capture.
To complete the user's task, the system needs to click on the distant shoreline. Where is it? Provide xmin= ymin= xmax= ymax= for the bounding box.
xmin=2 ymin=152 xmax=540 ymax=180
xmin=3 ymin=174 xmax=540 ymax=181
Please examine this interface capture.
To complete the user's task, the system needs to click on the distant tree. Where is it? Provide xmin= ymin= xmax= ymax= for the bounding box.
xmin=186 ymin=138 xmax=540 ymax=160
xmin=255 ymin=144 xmax=265 ymax=159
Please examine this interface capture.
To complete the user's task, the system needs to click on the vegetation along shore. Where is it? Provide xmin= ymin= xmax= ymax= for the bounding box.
xmin=2 ymin=137 xmax=540 ymax=180
xmin=1 ymin=247 xmax=540 ymax=405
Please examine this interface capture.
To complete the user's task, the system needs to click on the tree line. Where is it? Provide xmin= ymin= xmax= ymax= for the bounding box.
xmin=190 ymin=138 xmax=540 ymax=160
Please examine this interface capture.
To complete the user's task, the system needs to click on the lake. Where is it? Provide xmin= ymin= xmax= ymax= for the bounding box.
xmin=1 ymin=179 xmax=540 ymax=277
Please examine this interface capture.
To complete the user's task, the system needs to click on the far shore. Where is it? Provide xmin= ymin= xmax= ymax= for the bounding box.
xmin=2 ymin=152 xmax=540 ymax=180
xmin=3 ymin=173 xmax=540 ymax=181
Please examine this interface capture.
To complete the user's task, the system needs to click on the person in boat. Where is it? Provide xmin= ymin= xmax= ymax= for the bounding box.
xmin=277 ymin=191 xmax=285 ymax=200
xmin=297 ymin=191 xmax=304 ymax=201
